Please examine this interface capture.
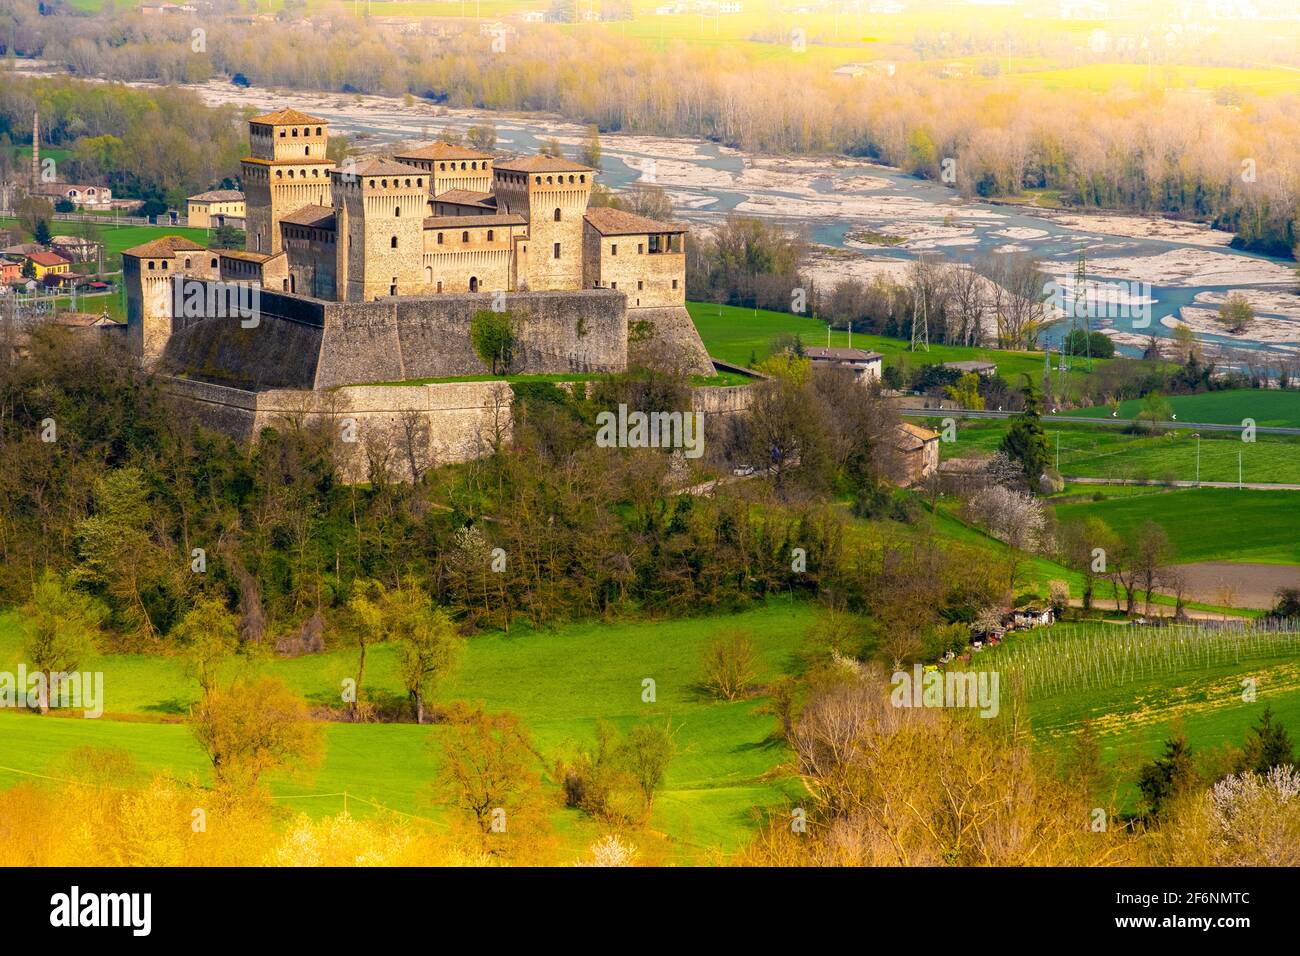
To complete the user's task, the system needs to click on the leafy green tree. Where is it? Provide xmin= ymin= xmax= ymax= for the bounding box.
xmin=1217 ymin=292 xmax=1254 ymax=334
xmin=998 ymin=378 xmax=1049 ymax=491
xmin=1236 ymin=706 xmax=1296 ymax=775
xmin=21 ymin=571 xmax=107 ymax=714
xmin=173 ymin=595 xmax=240 ymax=699
xmin=615 ymin=721 xmax=675 ymax=819
xmin=389 ymin=583 xmax=464 ymax=724
xmin=470 ymin=309 xmax=515 ymax=375
xmin=1137 ymin=733 xmax=1196 ymax=818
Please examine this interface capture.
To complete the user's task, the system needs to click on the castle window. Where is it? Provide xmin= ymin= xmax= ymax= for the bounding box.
xmin=440 ymin=162 xmax=446 ymax=171
xmin=672 ymin=279 xmax=679 ymax=289
xmin=469 ymin=277 xmax=478 ymax=292
xmin=391 ymin=236 xmax=398 ymax=248
xmin=611 ymin=244 xmax=617 ymax=256
xmin=292 ymin=128 xmax=298 ymax=137
xmin=638 ymin=243 xmax=644 ymax=254
xmin=147 ymin=261 xmax=155 ymax=270
xmin=487 ymin=230 xmax=494 ymax=241
xmin=437 ymin=233 xmax=444 ymax=244
xmin=462 ymin=231 xmax=469 ymax=242
xmin=580 ymin=174 xmax=586 ymax=183
xmin=211 ymin=258 xmax=218 ymax=268
xmin=395 ymin=207 xmax=401 ymax=217
xmin=553 ymin=242 xmax=560 ymax=259
xmin=161 ymin=261 xmax=168 ymax=270
xmin=315 ymin=127 xmax=322 ymax=135
xmin=305 ymin=146 xmax=310 ymax=156
xmin=637 ymin=281 xmax=643 ymax=290
xmin=405 ymin=179 xmax=411 ymax=187
xmin=369 ymin=180 xmax=376 ymax=188
xmin=390 ymin=280 xmax=397 ymax=296
xmin=568 ymin=175 xmax=575 ymax=184
xmin=553 ymin=208 xmax=561 ymax=221
xmin=416 ymin=179 xmax=422 ymax=188
xmin=610 ymin=281 xmax=617 ymax=289
xmin=276 ymin=170 xmax=283 ymax=179
xmin=382 ymin=179 xmax=388 ymax=188
xmin=279 ymin=129 xmax=286 ymax=137
xmin=546 ymin=176 xmax=553 ymax=184
xmin=185 ymin=258 xmax=192 ymax=269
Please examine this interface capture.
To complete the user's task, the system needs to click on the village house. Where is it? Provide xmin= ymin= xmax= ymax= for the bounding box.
xmin=943 ymin=359 xmax=998 ymax=378
xmin=187 ymin=190 xmax=246 ymax=229
xmin=25 ymin=250 xmax=71 ymax=280
xmin=891 ymin=422 xmax=940 ymax=486
xmin=1009 ymin=606 xmax=1056 ymax=629
xmin=805 ymin=346 xmax=883 ymax=385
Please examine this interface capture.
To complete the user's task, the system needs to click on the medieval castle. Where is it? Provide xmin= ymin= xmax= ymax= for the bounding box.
xmin=123 ymin=107 xmax=725 ymax=478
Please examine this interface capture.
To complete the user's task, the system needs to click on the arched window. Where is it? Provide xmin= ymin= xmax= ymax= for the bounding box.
xmin=469 ymin=276 xmax=478 ymax=292
xmin=580 ymin=174 xmax=586 ymax=183
xmin=395 ymin=207 xmax=401 ymax=217
xmin=440 ymin=162 xmax=446 ymax=171
xmin=535 ymin=176 xmax=542 ymax=184
xmin=210 ymin=258 xmax=218 ymax=268
xmin=276 ymin=169 xmax=283 ymax=179
xmin=391 ymin=236 xmax=398 ymax=249
xmin=147 ymin=261 xmax=155 ymax=270
xmin=291 ymin=128 xmax=298 ymax=137
xmin=553 ymin=208 xmax=561 ymax=221
xmin=416 ymin=178 xmax=422 ymax=188
xmin=315 ymin=127 xmax=322 ymax=136
xmin=487 ymin=229 xmax=494 ymax=241
xmin=425 ymin=266 xmax=432 ymax=283
xmin=462 ymin=231 xmax=469 ymax=242
xmin=568 ymin=175 xmax=575 ymax=183
xmin=184 ymin=258 xmax=192 ymax=269
xmin=546 ymin=176 xmax=553 ymax=184
xmin=381 ymin=179 xmax=388 ymax=188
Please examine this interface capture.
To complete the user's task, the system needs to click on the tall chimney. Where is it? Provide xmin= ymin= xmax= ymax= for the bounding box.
xmin=30 ymin=111 xmax=40 ymax=189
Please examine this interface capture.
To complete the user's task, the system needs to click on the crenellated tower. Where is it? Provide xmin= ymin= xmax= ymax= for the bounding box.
xmin=331 ymin=157 xmax=429 ymax=302
xmin=492 ymin=157 xmax=592 ymax=291
xmin=241 ymin=108 xmax=335 ymax=256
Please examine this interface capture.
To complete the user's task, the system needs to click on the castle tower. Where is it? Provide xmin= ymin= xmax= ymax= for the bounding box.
xmin=393 ymin=142 xmax=494 ymax=203
xmin=241 ymin=108 xmax=335 ymax=256
xmin=492 ymin=156 xmax=592 ymax=291
xmin=122 ymin=236 xmax=215 ymax=363
xmin=331 ymin=157 xmax=429 ymax=302
xmin=30 ymin=112 xmax=40 ymax=188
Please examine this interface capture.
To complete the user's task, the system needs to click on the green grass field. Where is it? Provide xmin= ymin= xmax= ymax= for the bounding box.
xmin=687 ymin=301 xmax=1096 ymax=390
xmin=1053 ymin=487 xmax=1300 ymax=565
xmin=932 ymin=418 xmax=1300 ymax=486
xmin=1063 ymin=390 xmax=1300 ymax=429
xmin=0 ymin=603 xmax=811 ymax=859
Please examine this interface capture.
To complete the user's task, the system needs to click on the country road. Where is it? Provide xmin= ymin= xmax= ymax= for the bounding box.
xmin=898 ymin=405 xmax=1300 ymax=437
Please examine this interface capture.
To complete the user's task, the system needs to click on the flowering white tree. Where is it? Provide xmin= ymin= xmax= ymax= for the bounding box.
xmin=1206 ymin=766 xmax=1300 ymax=866
xmin=964 ymin=485 xmax=1048 ymax=594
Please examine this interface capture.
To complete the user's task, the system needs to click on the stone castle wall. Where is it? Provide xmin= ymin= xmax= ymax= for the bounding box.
xmin=159 ymin=284 xmax=628 ymax=390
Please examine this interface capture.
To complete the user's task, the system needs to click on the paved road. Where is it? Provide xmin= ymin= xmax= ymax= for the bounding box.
xmin=898 ymin=405 xmax=1300 ymax=437
xmin=1063 ymin=476 xmax=1300 ymax=491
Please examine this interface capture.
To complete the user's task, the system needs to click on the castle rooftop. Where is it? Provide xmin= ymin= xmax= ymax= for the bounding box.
xmin=433 ymin=189 xmax=497 ymax=209
xmin=281 ymin=204 xmax=336 ymax=229
xmin=583 ymin=207 xmax=686 ymax=236
xmin=334 ymin=156 xmax=428 ymax=178
xmin=123 ymin=236 xmax=208 ymax=258
xmin=249 ymin=107 xmax=326 ymax=126
xmin=396 ymin=142 xmax=494 ymax=161
xmin=494 ymin=155 xmax=592 ymax=173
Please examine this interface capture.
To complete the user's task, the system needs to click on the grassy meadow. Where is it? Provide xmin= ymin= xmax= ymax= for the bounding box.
xmin=931 ymin=418 xmax=1300 ymax=486
xmin=0 ymin=603 xmax=811 ymax=860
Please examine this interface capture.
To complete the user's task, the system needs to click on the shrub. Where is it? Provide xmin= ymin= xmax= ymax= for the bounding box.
xmin=701 ymin=630 xmax=759 ymax=702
